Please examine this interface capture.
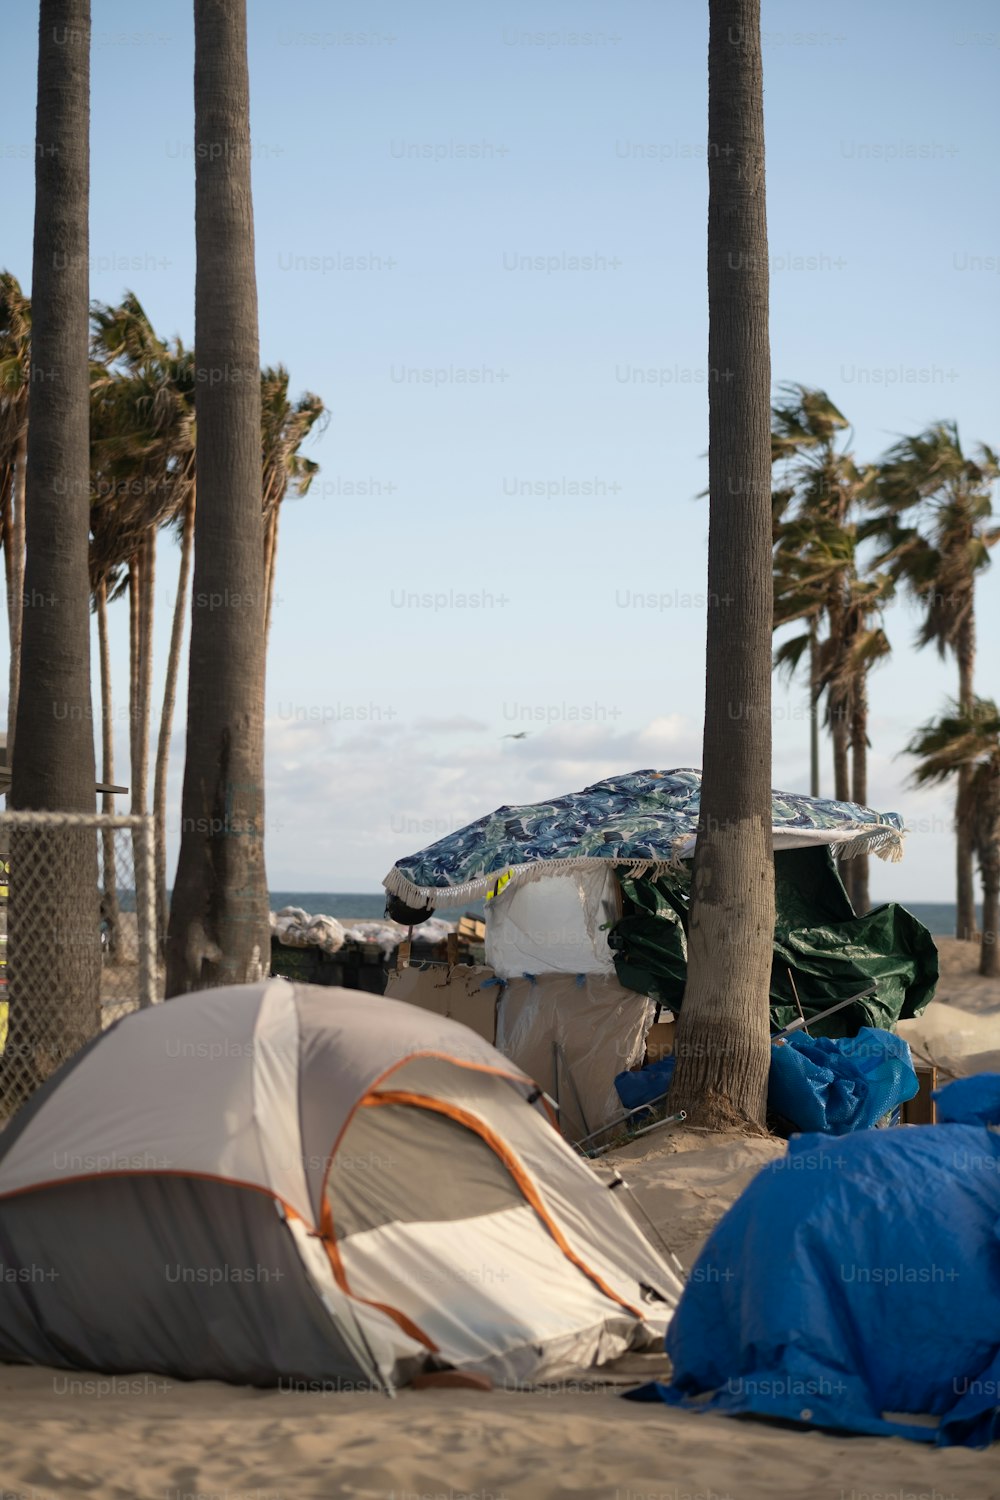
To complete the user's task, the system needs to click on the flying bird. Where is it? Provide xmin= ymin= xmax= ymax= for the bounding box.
xmin=501 ymin=731 xmax=529 ymax=740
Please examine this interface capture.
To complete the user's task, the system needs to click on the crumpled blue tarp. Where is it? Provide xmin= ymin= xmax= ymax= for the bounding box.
xmin=614 ymin=1054 xmax=675 ymax=1111
xmin=624 ymin=1120 xmax=1000 ymax=1446
xmin=768 ymin=1026 xmax=919 ymax=1134
xmin=934 ymin=1074 xmax=1000 ymax=1127
xmin=616 ymin=1026 xmax=918 ymax=1135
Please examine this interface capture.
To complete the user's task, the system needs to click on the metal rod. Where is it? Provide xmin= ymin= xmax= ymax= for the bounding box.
xmin=787 ymin=966 xmax=808 ymax=1034
xmin=573 ymin=1089 xmax=672 ymax=1151
xmin=772 ymin=984 xmax=876 ymax=1040
xmin=586 ymin=1108 xmax=687 ymax=1158
xmin=556 ymin=1040 xmax=591 ymax=1137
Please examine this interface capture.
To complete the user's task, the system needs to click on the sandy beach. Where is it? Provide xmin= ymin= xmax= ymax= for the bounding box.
xmin=1 ymin=937 xmax=998 ymax=1499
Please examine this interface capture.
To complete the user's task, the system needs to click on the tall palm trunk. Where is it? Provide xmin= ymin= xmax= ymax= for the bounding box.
xmin=154 ymin=488 xmax=195 ymax=950
xmin=980 ymin=843 xmax=999 ymax=979
xmin=7 ymin=430 xmax=26 ymax=756
xmin=96 ymin=576 xmax=121 ymax=959
xmin=5 ymin=0 xmax=100 ymax=1100
xmin=830 ymin=688 xmax=851 ymax=804
xmin=132 ymin=527 xmax=155 ymax=815
xmin=955 ymin=616 xmax=978 ymax=940
xmin=166 ymin=0 xmax=269 ymax=994
xmin=669 ymin=0 xmax=775 ymax=1130
xmin=849 ymin=680 xmax=870 ymax=914
xmin=808 ymin=618 xmax=820 ymax=798
xmin=263 ymin=505 xmax=279 ymax=642
xmin=128 ymin=553 xmax=141 ymax=806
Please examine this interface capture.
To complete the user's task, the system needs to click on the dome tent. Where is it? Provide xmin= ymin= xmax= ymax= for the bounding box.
xmin=0 ymin=981 xmax=681 ymax=1391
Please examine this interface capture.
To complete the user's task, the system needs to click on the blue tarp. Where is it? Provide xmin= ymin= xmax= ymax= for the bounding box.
xmin=616 ymin=1027 xmax=918 ymax=1135
xmin=934 ymin=1074 xmax=1000 ymax=1127
xmin=615 ymin=1055 xmax=675 ymax=1112
xmin=768 ymin=1027 xmax=918 ymax=1133
xmin=626 ymin=1118 xmax=1000 ymax=1446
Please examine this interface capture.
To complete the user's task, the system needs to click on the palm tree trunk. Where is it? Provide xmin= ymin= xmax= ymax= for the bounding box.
xmin=7 ymin=430 xmax=26 ymax=757
xmin=669 ymin=0 xmax=775 ymax=1131
xmin=956 ymin=616 xmax=978 ymax=940
xmin=132 ymin=527 xmax=155 ymax=816
xmin=5 ymin=0 xmax=100 ymax=1101
xmin=154 ymin=489 xmax=195 ymax=951
xmin=850 ymin=680 xmax=870 ymax=914
xmin=96 ymin=576 xmax=121 ymax=960
xmin=808 ymin=619 xmax=820 ymax=798
xmin=264 ymin=505 xmax=279 ymax=642
xmin=3 ymin=468 xmax=14 ymax=735
xmin=831 ymin=688 xmax=851 ymax=803
xmin=980 ymin=849 xmax=999 ymax=979
xmin=166 ymin=0 xmax=269 ymax=994
xmin=128 ymin=553 xmax=140 ymax=808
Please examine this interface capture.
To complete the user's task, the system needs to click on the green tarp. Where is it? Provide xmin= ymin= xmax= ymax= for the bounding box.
xmin=609 ymin=846 xmax=938 ymax=1036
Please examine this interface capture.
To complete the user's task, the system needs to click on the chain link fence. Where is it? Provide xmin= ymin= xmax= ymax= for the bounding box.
xmin=0 ymin=812 xmax=157 ymax=1125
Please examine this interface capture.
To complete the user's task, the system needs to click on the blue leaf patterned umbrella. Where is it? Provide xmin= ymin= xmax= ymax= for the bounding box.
xmin=384 ymin=768 xmax=905 ymax=909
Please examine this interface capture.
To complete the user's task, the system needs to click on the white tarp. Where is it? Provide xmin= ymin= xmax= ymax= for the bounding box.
xmin=485 ymin=868 xmax=621 ymax=980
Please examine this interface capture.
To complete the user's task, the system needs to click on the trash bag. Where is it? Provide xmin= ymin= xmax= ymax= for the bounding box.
xmin=768 ymin=1026 xmax=918 ymax=1134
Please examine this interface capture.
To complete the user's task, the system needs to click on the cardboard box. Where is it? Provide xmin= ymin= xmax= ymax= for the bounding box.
xmin=645 ymin=1020 xmax=676 ymax=1063
xmin=901 ymin=1062 xmax=938 ymax=1125
xmin=385 ymin=963 xmax=498 ymax=1042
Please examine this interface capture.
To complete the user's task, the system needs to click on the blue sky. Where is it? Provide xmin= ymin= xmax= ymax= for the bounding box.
xmin=3 ymin=0 xmax=998 ymax=899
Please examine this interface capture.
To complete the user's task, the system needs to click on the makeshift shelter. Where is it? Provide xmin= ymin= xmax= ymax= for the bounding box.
xmin=626 ymin=1078 xmax=1000 ymax=1447
xmin=384 ymin=769 xmax=937 ymax=1137
xmin=0 ymin=980 xmax=681 ymax=1390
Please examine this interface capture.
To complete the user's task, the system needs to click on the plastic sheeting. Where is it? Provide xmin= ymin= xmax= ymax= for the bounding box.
xmin=495 ymin=975 xmax=654 ymax=1142
xmin=610 ymin=846 xmax=938 ymax=1036
xmin=484 ymin=868 xmax=619 ymax=980
xmin=768 ymin=1027 xmax=919 ymax=1134
xmin=625 ymin=1121 xmax=1000 ymax=1447
xmin=934 ymin=1073 xmax=1000 ymax=1127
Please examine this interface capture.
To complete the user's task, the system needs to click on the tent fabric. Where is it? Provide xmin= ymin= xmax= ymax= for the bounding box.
xmin=767 ymin=1027 xmax=919 ymax=1134
xmin=0 ymin=981 xmax=682 ymax=1389
xmin=485 ymin=867 xmax=619 ymax=979
xmin=0 ymin=1172 xmax=383 ymax=1388
xmin=609 ymin=847 xmax=938 ymax=1035
xmin=385 ymin=768 xmax=906 ymax=909
xmin=625 ymin=1125 xmax=1000 ymax=1447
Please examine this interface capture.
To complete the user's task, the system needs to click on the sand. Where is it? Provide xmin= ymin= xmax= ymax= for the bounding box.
xmin=1 ymin=939 xmax=998 ymax=1499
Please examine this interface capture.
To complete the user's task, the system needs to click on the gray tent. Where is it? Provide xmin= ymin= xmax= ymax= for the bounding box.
xmin=0 ymin=980 xmax=680 ymax=1390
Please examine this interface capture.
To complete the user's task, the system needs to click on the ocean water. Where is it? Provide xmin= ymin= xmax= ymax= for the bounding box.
xmin=271 ymin=891 xmax=964 ymax=937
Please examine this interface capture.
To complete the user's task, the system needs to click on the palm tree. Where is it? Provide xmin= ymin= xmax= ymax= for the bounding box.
xmin=669 ymin=0 xmax=775 ymax=1130
xmin=770 ymin=386 xmax=875 ymax=801
xmin=5 ymin=0 xmax=101 ymax=1101
xmin=872 ymin=422 xmax=999 ymax=940
xmin=152 ymin=481 xmax=195 ymax=950
xmin=769 ymin=386 xmax=897 ymax=912
xmin=260 ymin=366 xmax=324 ymax=642
xmin=823 ymin=570 xmax=893 ymax=912
xmin=90 ymin=296 xmax=195 ymax=827
xmin=0 ymin=273 xmax=31 ymax=758
xmin=166 ymin=0 xmax=269 ymax=994
xmin=907 ymin=700 xmax=1000 ymax=977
